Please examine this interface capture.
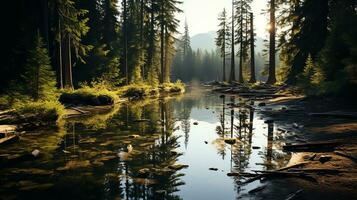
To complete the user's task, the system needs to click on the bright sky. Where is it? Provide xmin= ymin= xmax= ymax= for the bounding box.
xmin=177 ymin=0 xmax=268 ymax=38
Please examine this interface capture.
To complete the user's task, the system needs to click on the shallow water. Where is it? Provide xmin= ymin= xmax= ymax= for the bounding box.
xmin=0 ymin=89 xmax=292 ymax=200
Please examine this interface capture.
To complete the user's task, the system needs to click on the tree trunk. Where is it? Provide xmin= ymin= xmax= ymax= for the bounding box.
xmin=140 ymin=0 xmax=145 ymax=79
xmin=160 ymin=4 xmax=165 ymax=84
xmin=58 ymin=17 xmax=63 ymax=89
xmin=238 ymin=4 xmax=244 ymax=83
xmin=123 ymin=0 xmax=128 ymax=85
xmin=63 ymin=34 xmax=73 ymax=89
xmin=266 ymin=0 xmax=276 ymax=84
xmin=249 ymin=12 xmax=256 ymax=83
xmin=230 ymin=0 xmax=236 ymax=83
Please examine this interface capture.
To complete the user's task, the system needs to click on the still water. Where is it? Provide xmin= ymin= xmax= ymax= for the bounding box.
xmin=0 ymin=89 xmax=291 ymax=200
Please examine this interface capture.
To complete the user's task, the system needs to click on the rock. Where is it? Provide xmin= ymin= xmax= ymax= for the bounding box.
xmin=204 ymin=141 xmax=208 ymax=144
xmin=209 ymin=168 xmax=218 ymax=171
xmin=193 ymin=122 xmax=198 ymax=125
xmin=168 ymin=164 xmax=189 ymax=170
xmin=224 ymin=138 xmax=237 ymax=145
xmin=258 ymin=102 xmax=266 ymax=107
xmin=31 ymin=149 xmax=40 ymax=157
xmin=319 ymin=155 xmax=332 ymax=163
xmin=252 ymin=146 xmax=261 ymax=150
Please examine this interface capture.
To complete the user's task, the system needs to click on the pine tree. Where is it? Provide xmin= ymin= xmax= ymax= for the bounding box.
xmin=249 ymin=12 xmax=256 ymax=83
xmin=23 ymin=35 xmax=57 ymax=101
xmin=216 ymin=9 xmax=230 ymax=82
xmin=56 ymin=0 xmax=91 ymax=89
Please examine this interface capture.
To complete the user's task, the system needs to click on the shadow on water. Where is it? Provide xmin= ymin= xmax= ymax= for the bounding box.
xmin=0 ymin=90 xmax=293 ymax=199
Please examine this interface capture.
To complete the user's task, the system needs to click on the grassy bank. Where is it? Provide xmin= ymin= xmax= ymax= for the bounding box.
xmin=0 ymin=81 xmax=185 ymax=128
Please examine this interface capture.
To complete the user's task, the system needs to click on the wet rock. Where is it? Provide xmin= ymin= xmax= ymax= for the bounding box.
xmin=209 ymin=168 xmax=218 ymax=171
xmin=224 ymin=138 xmax=237 ymax=145
xmin=31 ymin=149 xmax=40 ymax=157
xmin=204 ymin=141 xmax=208 ymax=144
xmin=193 ymin=122 xmax=198 ymax=125
xmin=57 ymin=160 xmax=91 ymax=171
xmin=252 ymin=146 xmax=261 ymax=150
xmin=319 ymin=155 xmax=332 ymax=164
xmin=168 ymin=164 xmax=189 ymax=170
xmin=258 ymin=102 xmax=266 ymax=107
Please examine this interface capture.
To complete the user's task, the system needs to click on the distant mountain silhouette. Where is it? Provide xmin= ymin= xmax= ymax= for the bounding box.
xmin=191 ymin=31 xmax=265 ymax=54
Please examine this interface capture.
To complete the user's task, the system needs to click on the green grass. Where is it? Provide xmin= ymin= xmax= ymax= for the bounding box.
xmin=13 ymin=100 xmax=65 ymax=124
xmin=59 ymin=83 xmax=118 ymax=106
xmin=118 ymin=81 xmax=185 ymax=99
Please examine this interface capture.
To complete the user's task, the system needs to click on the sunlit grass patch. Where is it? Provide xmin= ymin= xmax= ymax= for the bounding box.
xmin=13 ymin=100 xmax=65 ymax=124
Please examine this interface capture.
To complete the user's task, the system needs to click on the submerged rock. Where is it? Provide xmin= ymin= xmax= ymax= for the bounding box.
xmin=209 ymin=168 xmax=218 ymax=171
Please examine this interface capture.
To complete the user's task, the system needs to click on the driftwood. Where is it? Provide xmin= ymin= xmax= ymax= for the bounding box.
xmin=285 ymin=189 xmax=303 ymax=200
xmin=283 ymin=141 xmax=339 ymax=152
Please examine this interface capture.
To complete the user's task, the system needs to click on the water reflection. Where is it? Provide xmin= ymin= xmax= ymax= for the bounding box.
xmin=0 ymin=92 xmax=291 ymax=200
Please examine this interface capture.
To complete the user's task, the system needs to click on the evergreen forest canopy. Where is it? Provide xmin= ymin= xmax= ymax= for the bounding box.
xmin=0 ymin=0 xmax=356 ymax=102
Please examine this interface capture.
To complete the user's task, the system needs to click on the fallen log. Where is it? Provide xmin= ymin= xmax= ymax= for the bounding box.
xmin=283 ymin=141 xmax=339 ymax=152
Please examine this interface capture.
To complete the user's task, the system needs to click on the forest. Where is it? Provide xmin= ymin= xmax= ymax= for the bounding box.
xmin=0 ymin=0 xmax=356 ymax=199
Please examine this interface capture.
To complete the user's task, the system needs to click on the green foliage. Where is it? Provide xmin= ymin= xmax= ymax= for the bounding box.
xmin=161 ymin=80 xmax=186 ymax=94
xmin=60 ymin=81 xmax=119 ymax=105
xmin=118 ymin=84 xmax=159 ymax=98
xmin=22 ymin=36 xmax=57 ymax=101
xmin=13 ymin=100 xmax=65 ymax=123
